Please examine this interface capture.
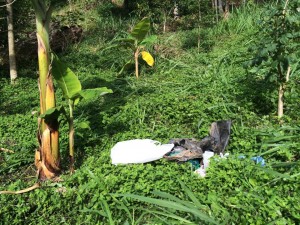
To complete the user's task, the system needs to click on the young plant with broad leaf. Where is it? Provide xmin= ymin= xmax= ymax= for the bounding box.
xmin=51 ymin=54 xmax=112 ymax=172
xmin=111 ymin=17 xmax=156 ymax=78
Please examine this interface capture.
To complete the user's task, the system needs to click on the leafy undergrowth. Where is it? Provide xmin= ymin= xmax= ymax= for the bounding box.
xmin=1 ymin=3 xmax=300 ymax=225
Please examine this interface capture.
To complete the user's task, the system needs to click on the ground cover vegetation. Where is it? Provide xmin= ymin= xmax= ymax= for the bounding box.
xmin=0 ymin=0 xmax=300 ymax=224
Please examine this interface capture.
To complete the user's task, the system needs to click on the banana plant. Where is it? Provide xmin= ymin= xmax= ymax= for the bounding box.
xmin=112 ymin=17 xmax=156 ymax=78
xmin=51 ymin=54 xmax=112 ymax=172
xmin=32 ymin=0 xmax=112 ymax=179
xmin=31 ymin=0 xmax=60 ymax=180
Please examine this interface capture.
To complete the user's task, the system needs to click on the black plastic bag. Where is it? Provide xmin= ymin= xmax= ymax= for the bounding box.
xmin=164 ymin=120 xmax=231 ymax=162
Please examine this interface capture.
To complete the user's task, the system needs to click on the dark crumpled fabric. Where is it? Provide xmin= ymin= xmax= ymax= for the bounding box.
xmin=164 ymin=120 xmax=231 ymax=162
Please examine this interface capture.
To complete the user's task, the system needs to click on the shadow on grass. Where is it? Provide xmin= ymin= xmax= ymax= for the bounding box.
xmin=235 ymin=72 xmax=277 ymax=115
xmin=0 ymin=77 xmax=39 ymax=115
xmin=182 ymin=31 xmax=214 ymax=52
xmin=63 ymin=74 xmax=157 ymax=169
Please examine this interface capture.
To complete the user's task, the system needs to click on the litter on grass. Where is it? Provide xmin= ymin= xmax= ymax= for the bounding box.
xmin=195 ymin=154 xmax=266 ymax=177
xmin=194 ymin=151 xmax=215 ymax=177
xmin=239 ymin=155 xmax=266 ymax=166
xmin=110 ymin=119 xmax=266 ymax=178
xmin=251 ymin=156 xmax=265 ymax=166
xmin=110 ymin=120 xmax=232 ymax=171
xmin=111 ymin=139 xmax=174 ymax=165
xmin=164 ymin=120 xmax=232 ymax=162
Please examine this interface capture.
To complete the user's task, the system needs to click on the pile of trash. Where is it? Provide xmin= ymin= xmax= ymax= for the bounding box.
xmin=111 ymin=120 xmax=233 ymax=177
xmin=163 ymin=120 xmax=231 ymax=177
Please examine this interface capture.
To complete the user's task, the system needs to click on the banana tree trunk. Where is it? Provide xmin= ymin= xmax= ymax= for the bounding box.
xmin=134 ymin=47 xmax=140 ymax=79
xmin=69 ymin=100 xmax=75 ymax=173
xmin=32 ymin=0 xmax=60 ymax=180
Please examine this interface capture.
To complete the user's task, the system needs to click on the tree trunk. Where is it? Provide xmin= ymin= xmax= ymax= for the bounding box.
xmin=218 ymin=0 xmax=224 ymax=15
xmin=111 ymin=0 xmax=122 ymax=7
xmin=224 ymin=0 xmax=230 ymax=20
xmin=214 ymin=0 xmax=219 ymax=22
xmin=163 ymin=11 xmax=167 ymax=33
xmin=277 ymin=63 xmax=284 ymax=118
xmin=277 ymin=0 xmax=291 ymax=120
xmin=32 ymin=0 xmax=60 ymax=180
xmin=277 ymin=65 xmax=291 ymax=119
xmin=6 ymin=0 xmax=17 ymax=83
xmin=198 ymin=0 xmax=202 ymax=52
xmin=278 ymin=83 xmax=284 ymax=118
xmin=111 ymin=0 xmax=129 ymax=8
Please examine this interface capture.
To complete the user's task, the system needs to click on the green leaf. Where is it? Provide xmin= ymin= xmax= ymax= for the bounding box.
xmin=79 ymin=208 xmax=107 ymax=217
xmin=119 ymin=60 xmax=134 ymax=75
xmin=102 ymin=40 xmax=135 ymax=52
xmin=179 ymin=180 xmax=206 ymax=210
xmin=52 ymin=53 xmax=82 ymax=99
xmin=101 ymin=44 xmax=122 ymax=52
xmin=39 ymin=106 xmax=66 ymax=123
xmin=113 ymin=38 xmax=135 ymax=45
xmin=100 ymin=200 xmax=115 ymax=225
xmin=121 ymin=194 xmax=218 ymax=224
xmin=255 ymin=167 xmax=291 ymax=179
xmin=152 ymin=190 xmax=197 ymax=209
xmin=74 ymin=98 xmax=80 ymax=106
xmin=77 ymin=87 xmax=113 ymax=101
xmin=140 ymin=35 xmax=157 ymax=46
xmin=113 ymin=198 xmax=133 ymax=222
xmin=130 ymin=17 xmax=150 ymax=42
xmin=248 ymin=67 xmax=259 ymax=73
xmin=112 ymin=38 xmax=135 ymax=50
xmin=77 ymin=121 xmax=90 ymax=130
xmin=270 ymin=161 xmax=299 ymax=168
xmin=141 ymin=208 xmax=195 ymax=224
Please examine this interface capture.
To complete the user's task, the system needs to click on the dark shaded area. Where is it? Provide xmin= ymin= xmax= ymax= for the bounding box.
xmin=73 ymin=76 xmax=162 ymax=169
xmin=0 ymin=77 xmax=39 ymax=115
xmin=236 ymin=72 xmax=277 ymax=115
xmin=0 ymin=23 xmax=83 ymax=71
xmin=181 ymin=31 xmax=214 ymax=52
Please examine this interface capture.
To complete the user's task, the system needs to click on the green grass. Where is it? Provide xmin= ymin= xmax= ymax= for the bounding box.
xmin=0 ymin=2 xmax=300 ymax=225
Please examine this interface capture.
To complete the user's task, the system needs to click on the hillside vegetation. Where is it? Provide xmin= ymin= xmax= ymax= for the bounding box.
xmin=0 ymin=1 xmax=299 ymax=224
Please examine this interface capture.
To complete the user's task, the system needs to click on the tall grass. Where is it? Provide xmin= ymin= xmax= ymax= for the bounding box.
xmin=212 ymin=4 xmax=263 ymax=36
xmin=121 ymin=181 xmax=223 ymax=225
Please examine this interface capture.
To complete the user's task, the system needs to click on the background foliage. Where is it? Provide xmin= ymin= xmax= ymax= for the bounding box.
xmin=0 ymin=0 xmax=299 ymax=224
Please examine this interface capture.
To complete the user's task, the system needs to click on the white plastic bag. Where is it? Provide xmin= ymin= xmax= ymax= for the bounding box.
xmin=195 ymin=151 xmax=214 ymax=178
xmin=203 ymin=151 xmax=214 ymax=169
xmin=195 ymin=151 xmax=229 ymax=178
xmin=111 ymin=139 xmax=174 ymax=165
